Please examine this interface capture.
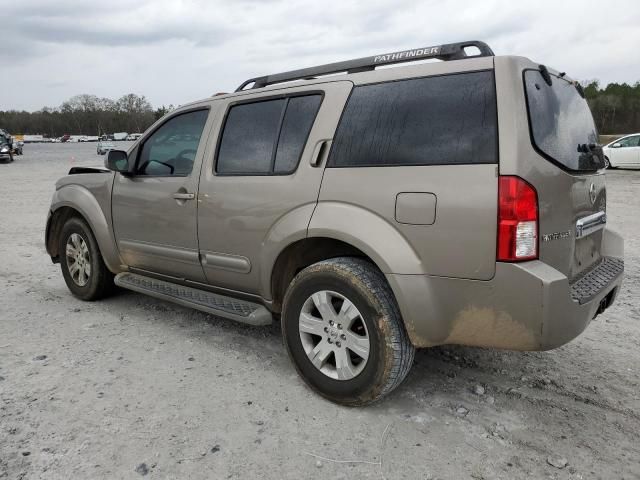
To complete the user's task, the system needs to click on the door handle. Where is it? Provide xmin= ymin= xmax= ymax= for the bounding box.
xmin=172 ymin=192 xmax=195 ymax=200
xmin=310 ymin=140 xmax=331 ymax=167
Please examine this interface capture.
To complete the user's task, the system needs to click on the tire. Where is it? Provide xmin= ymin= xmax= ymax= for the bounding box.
xmin=282 ymin=257 xmax=415 ymax=406
xmin=59 ymin=217 xmax=115 ymax=301
xmin=604 ymin=156 xmax=611 ymax=169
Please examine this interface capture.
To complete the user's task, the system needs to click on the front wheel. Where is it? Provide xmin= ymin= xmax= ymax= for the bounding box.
xmin=604 ymin=156 xmax=615 ymax=169
xmin=282 ymin=257 xmax=415 ymax=406
xmin=59 ymin=217 xmax=115 ymax=300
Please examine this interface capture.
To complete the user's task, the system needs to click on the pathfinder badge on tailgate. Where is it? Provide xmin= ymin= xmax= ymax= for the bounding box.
xmin=542 ymin=231 xmax=571 ymax=242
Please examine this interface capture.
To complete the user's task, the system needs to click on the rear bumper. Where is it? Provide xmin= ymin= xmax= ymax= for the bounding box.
xmin=387 ymin=228 xmax=624 ymax=350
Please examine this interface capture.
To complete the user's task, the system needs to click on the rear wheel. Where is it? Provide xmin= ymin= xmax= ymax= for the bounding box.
xmin=282 ymin=257 xmax=415 ymax=406
xmin=59 ymin=217 xmax=115 ymax=300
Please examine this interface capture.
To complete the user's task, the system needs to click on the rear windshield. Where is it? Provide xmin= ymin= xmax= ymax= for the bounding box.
xmin=524 ymin=70 xmax=604 ymax=171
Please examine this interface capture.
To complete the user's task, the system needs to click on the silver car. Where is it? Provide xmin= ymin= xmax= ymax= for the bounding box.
xmin=45 ymin=41 xmax=624 ymax=405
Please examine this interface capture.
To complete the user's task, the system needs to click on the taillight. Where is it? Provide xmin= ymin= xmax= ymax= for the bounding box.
xmin=497 ymin=176 xmax=538 ymax=262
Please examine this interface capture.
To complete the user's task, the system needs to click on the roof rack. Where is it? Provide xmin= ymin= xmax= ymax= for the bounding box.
xmin=235 ymin=40 xmax=494 ymax=92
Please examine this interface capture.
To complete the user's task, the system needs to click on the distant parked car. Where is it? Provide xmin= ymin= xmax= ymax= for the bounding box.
xmin=603 ymin=134 xmax=640 ymax=168
xmin=0 ymin=130 xmax=13 ymax=162
xmin=97 ymin=141 xmax=115 ymax=155
xmin=125 ymin=133 xmax=142 ymax=141
xmin=0 ymin=141 xmax=13 ymax=162
xmin=13 ymin=141 xmax=23 ymax=155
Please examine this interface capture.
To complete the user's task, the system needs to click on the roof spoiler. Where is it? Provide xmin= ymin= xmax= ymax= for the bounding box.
xmin=235 ymin=40 xmax=494 ymax=92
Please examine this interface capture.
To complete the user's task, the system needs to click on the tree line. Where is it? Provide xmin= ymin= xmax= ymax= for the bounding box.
xmin=1 ymin=82 xmax=639 ymax=137
xmin=582 ymin=81 xmax=640 ymax=134
xmin=0 ymin=94 xmax=173 ymax=138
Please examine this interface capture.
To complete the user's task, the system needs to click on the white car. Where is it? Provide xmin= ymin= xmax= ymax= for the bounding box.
xmin=603 ymin=134 xmax=640 ymax=168
xmin=96 ymin=141 xmax=115 ymax=155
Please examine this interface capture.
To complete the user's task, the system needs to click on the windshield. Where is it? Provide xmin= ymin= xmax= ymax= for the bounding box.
xmin=524 ymin=70 xmax=604 ymax=172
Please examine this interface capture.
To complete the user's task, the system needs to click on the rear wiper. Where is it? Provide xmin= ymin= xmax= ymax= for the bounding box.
xmin=538 ymin=64 xmax=552 ymax=86
xmin=577 ymin=143 xmax=601 ymax=153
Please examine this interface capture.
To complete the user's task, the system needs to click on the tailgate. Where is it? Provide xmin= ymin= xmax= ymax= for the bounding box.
xmin=538 ymin=171 xmax=606 ymax=280
xmin=522 ymin=67 xmax=608 ymax=281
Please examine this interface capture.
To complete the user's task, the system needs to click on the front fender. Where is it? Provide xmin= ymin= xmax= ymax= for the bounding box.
xmin=50 ymin=184 xmax=123 ymax=273
xmin=307 ymin=201 xmax=424 ymax=274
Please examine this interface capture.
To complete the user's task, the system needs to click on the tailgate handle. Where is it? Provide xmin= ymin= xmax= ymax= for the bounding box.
xmin=576 ymin=211 xmax=606 ymax=238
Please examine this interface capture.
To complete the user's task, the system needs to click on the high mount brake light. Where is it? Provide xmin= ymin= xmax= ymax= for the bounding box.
xmin=497 ymin=176 xmax=539 ymax=262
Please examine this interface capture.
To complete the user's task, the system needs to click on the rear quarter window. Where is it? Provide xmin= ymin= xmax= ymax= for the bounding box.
xmin=328 ymin=70 xmax=498 ymax=167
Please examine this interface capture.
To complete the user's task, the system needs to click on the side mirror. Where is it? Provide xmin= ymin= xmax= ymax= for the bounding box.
xmin=611 ymin=143 xmax=622 ymax=148
xmin=105 ymin=150 xmax=130 ymax=173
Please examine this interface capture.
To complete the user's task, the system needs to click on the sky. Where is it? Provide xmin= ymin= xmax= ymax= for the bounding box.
xmin=1 ymin=0 xmax=639 ymax=111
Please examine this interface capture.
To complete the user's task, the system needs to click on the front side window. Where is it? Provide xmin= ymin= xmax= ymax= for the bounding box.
xmin=524 ymin=70 xmax=604 ymax=171
xmin=328 ymin=71 xmax=498 ymax=167
xmin=616 ymin=135 xmax=640 ymax=148
xmin=136 ymin=109 xmax=209 ymax=176
xmin=216 ymin=95 xmax=322 ymax=175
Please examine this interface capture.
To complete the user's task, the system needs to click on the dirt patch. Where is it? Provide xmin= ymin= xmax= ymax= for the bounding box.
xmin=446 ymin=306 xmax=539 ymax=350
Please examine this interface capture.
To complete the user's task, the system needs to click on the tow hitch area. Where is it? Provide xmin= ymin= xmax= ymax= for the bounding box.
xmin=594 ymin=288 xmax=617 ymax=319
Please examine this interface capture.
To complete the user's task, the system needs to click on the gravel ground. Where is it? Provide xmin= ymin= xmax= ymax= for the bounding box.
xmin=1 ymin=143 xmax=639 ymax=480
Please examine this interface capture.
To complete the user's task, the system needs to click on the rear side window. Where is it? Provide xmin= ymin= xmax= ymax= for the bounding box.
xmin=524 ymin=70 xmax=603 ymax=171
xmin=274 ymin=96 xmax=323 ymax=173
xmin=328 ymin=71 xmax=497 ymax=167
xmin=216 ymin=95 xmax=322 ymax=175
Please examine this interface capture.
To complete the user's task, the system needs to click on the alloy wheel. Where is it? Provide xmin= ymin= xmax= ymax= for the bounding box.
xmin=298 ymin=290 xmax=370 ymax=380
xmin=65 ymin=233 xmax=91 ymax=287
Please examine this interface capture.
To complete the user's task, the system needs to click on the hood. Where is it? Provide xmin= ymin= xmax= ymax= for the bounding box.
xmin=55 ymin=169 xmax=114 ymax=190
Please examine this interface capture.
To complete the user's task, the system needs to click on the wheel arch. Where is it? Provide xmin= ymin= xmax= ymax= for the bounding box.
xmin=307 ymin=202 xmax=424 ymax=275
xmin=270 ymin=237 xmax=372 ymax=312
xmin=47 ymin=185 xmax=122 ymax=273
xmin=267 ymin=202 xmax=424 ymax=313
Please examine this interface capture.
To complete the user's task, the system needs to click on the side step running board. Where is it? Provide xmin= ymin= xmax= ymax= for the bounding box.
xmin=115 ymin=272 xmax=272 ymax=326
